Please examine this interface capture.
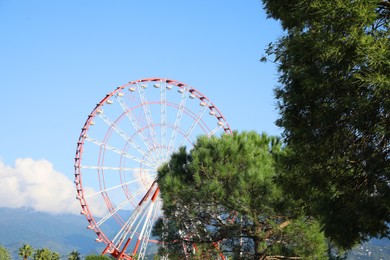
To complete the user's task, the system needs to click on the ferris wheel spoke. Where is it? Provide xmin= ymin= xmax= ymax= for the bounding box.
xmin=84 ymin=177 xmax=154 ymax=199
xmin=168 ymin=85 xmax=190 ymax=153
xmin=113 ymin=184 xmax=158 ymax=253
xmin=160 ymin=81 xmax=168 ymax=161
xmin=207 ymin=122 xmax=226 ymax=137
xmin=130 ymin=187 xmax=160 ymax=257
xmin=95 ymin=199 xmax=131 ymax=228
xmin=112 ymin=197 xmax=152 ymax=248
xmin=85 ymin=135 xmax=157 ymax=168
xmin=114 ymin=198 xmax=153 ymax=254
xmin=94 ymin=186 xmax=147 ymax=228
xmin=137 ymin=83 xmax=164 ymax=164
xmin=116 ymin=94 xmax=161 ymax=163
xmin=178 ymin=101 xmax=210 ymax=148
xmin=96 ymin=111 xmax=159 ymax=166
xmin=139 ymin=196 xmax=159 ymax=260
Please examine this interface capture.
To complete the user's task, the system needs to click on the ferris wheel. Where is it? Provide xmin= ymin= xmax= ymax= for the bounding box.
xmin=74 ymin=78 xmax=231 ymax=259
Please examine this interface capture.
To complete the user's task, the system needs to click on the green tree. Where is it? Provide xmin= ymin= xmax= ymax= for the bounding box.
xmin=50 ymin=253 xmax=59 ymax=260
xmin=154 ymin=131 xmax=328 ymax=259
xmin=19 ymin=244 xmax=34 ymax=260
xmin=68 ymin=250 xmax=81 ymax=260
xmin=33 ymin=248 xmax=59 ymax=260
xmin=0 ymin=245 xmax=11 ymax=260
xmin=261 ymin=0 xmax=389 ymax=249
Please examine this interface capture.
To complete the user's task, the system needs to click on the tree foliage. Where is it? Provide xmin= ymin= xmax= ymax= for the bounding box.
xmin=0 ymin=245 xmax=11 ymax=260
xmin=19 ymin=244 xmax=34 ymax=260
xmin=262 ymin=0 xmax=390 ymax=249
xmin=33 ymin=248 xmax=59 ymax=260
xmin=68 ymin=250 xmax=81 ymax=260
xmin=154 ymin=131 xmax=328 ymax=259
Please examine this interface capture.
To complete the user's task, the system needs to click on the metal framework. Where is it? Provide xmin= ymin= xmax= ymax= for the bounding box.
xmin=74 ymin=78 xmax=231 ymax=259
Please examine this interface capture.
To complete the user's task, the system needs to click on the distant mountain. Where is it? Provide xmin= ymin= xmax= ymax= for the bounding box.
xmin=0 ymin=207 xmax=103 ymax=258
xmin=346 ymin=237 xmax=390 ymax=260
xmin=0 ymin=207 xmax=388 ymax=259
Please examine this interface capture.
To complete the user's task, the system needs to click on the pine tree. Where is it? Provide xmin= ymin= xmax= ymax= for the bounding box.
xmin=154 ymin=131 xmax=328 ymax=259
xmin=262 ymin=0 xmax=389 ymax=249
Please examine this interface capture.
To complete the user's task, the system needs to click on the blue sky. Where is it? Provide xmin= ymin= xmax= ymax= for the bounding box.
xmin=0 ymin=1 xmax=283 ymax=214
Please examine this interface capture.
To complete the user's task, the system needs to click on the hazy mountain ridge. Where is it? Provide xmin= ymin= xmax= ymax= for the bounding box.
xmin=347 ymin=237 xmax=390 ymax=260
xmin=0 ymin=207 xmax=388 ymax=259
xmin=0 ymin=207 xmax=103 ymax=258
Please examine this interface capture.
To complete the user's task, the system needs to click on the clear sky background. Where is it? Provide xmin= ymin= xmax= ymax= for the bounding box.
xmin=0 ymin=0 xmax=283 ymax=215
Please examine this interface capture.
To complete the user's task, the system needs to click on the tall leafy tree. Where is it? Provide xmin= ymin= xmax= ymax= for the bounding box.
xmin=262 ymin=0 xmax=389 ymax=249
xmin=68 ymin=250 xmax=81 ymax=260
xmin=19 ymin=244 xmax=34 ymax=260
xmin=0 ymin=245 xmax=12 ymax=260
xmin=154 ymin=132 xmax=328 ymax=259
xmin=33 ymin=248 xmax=58 ymax=260
xmin=50 ymin=252 xmax=60 ymax=260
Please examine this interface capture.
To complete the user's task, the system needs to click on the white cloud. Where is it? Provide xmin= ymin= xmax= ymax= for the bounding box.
xmin=0 ymin=158 xmax=82 ymax=215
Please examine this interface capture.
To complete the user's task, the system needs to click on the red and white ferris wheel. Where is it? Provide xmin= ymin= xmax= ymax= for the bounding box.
xmin=74 ymin=78 xmax=231 ymax=259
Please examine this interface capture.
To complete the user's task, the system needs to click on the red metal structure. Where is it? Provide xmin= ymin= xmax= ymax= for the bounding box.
xmin=74 ymin=78 xmax=231 ymax=259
